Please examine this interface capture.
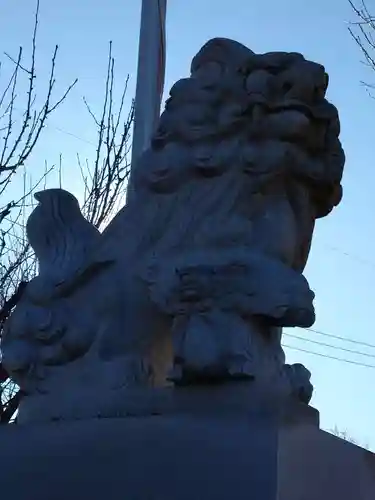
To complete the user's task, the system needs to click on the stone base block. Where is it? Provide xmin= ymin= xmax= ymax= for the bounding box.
xmin=0 ymin=403 xmax=373 ymax=500
xmin=278 ymin=422 xmax=375 ymax=499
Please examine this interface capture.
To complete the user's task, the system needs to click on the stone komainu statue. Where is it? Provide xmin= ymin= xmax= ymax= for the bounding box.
xmin=0 ymin=38 xmax=344 ymax=423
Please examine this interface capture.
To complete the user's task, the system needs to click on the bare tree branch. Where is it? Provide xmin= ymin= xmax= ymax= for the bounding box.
xmin=0 ymin=8 xmax=134 ymax=424
xmin=348 ymin=1 xmax=375 ymax=92
xmin=0 ymin=0 xmax=76 ymax=423
xmin=0 ymin=0 xmax=77 ymax=183
xmin=81 ymin=42 xmax=134 ymax=229
xmin=0 ymin=390 xmax=23 ymax=424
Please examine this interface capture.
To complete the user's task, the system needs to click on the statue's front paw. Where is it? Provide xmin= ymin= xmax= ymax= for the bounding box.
xmin=284 ymin=362 xmax=313 ymax=404
xmin=226 ymin=355 xmax=255 ymax=379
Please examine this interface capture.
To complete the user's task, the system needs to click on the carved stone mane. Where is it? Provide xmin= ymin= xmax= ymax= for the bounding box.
xmin=0 ymin=38 xmax=344 ymax=423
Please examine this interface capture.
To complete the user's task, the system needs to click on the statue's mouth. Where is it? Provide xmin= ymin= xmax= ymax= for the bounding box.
xmin=270 ymin=102 xmax=314 ymax=119
xmin=248 ymin=97 xmax=335 ymax=124
xmin=272 ymin=100 xmax=334 ymax=121
xmin=247 ymin=100 xmax=334 ymax=151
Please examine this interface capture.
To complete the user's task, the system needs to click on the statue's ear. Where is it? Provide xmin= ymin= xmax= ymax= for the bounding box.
xmin=34 ymin=188 xmax=79 ymax=206
xmin=190 ymin=37 xmax=254 ymax=78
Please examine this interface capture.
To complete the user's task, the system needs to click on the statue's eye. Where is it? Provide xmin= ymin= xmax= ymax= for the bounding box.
xmin=245 ymin=70 xmax=271 ymax=94
xmin=193 ymin=61 xmax=222 ymax=86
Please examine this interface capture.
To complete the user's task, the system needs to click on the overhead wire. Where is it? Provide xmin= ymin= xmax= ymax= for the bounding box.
xmin=284 ymin=332 xmax=375 ymax=359
xmin=283 ymin=344 xmax=375 ymax=369
xmin=300 ymin=326 xmax=375 ymax=350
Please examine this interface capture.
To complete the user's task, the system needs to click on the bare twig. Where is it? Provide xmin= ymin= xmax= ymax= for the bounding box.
xmin=0 ymin=8 xmax=134 ymax=424
xmin=0 ymin=0 xmax=75 ymax=423
xmin=0 ymin=0 xmax=77 ymax=178
xmin=3 ymin=51 xmax=30 ymax=74
xmin=80 ymin=42 xmax=134 ymax=229
xmin=349 ymin=1 xmax=375 ymax=91
xmin=0 ymin=281 xmax=28 ymax=327
xmin=0 ymin=389 xmax=23 ymax=424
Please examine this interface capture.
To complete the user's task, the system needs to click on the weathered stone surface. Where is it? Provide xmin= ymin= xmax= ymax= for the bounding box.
xmin=0 ymin=413 xmax=296 ymax=500
xmin=278 ymin=423 xmax=375 ymax=499
xmin=0 ymin=38 xmax=345 ymax=423
xmin=0 ymin=399 xmax=373 ymax=500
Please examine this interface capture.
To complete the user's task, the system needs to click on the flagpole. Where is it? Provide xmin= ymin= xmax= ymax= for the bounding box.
xmin=127 ymin=0 xmax=167 ymax=201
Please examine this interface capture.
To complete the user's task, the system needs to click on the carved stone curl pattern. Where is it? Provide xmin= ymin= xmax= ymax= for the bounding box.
xmin=0 ymin=38 xmax=344 ymax=422
xmin=143 ymin=252 xmax=315 ymax=385
xmin=142 ymin=38 xmax=344 ymax=219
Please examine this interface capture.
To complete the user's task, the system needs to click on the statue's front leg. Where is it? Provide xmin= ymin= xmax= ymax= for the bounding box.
xmin=168 ymin=308 xmax=255 ymax=384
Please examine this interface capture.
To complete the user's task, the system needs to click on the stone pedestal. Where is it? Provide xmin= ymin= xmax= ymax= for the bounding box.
xmin=278 ymin=423 xmax=375 ymax=500
xmin=0 ymin=386 xmax=373 ymax=500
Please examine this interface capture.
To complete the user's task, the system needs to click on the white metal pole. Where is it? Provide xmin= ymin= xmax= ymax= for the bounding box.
xmin=127 ymin=0 xmax=167 ymax=201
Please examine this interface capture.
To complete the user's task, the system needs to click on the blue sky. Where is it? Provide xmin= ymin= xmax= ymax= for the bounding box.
xmin=1 ymin=0 xmax=375 ymax=448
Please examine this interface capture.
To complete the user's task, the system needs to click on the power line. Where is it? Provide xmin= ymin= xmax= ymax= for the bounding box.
xmin=300 ymin=326 xmax=375 ymax=350
xmin=283 ymin=344 xmax=375 ymax=369
xmin=284 ymin=332 xmax=375 ymax=359
xmin=324 ymin=244 xmax=375 ymax=270
xmin=49 ymin=124 xmax=97 ymax=147
xmin=8 ymin=105 xmax=99 ymax=147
